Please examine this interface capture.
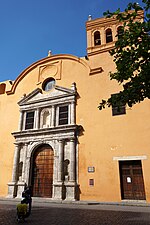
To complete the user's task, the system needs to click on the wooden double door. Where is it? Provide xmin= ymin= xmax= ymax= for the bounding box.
xmin=119 ymin=160 xmax=146 ymax=200
xmin=31 ymin=144 xmax=54 ymax=198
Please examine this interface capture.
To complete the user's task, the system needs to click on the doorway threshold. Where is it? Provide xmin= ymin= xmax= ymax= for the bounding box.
xmin=121 ymin=200 xmax=147 ymax=206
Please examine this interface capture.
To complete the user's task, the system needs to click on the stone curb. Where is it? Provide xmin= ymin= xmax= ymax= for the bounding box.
xmin=0 ymin=197 xmax=150 ymax=207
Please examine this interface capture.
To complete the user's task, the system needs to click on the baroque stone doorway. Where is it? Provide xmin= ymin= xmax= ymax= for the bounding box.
xmin=31 ymin=144 xmax=54 ymax=198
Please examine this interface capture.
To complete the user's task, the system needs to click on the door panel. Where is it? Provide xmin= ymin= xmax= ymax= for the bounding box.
xmin=32 ymin=145 xmax=54 ymax=198
xmin=119 ymin=160 xmax=146 ymax=200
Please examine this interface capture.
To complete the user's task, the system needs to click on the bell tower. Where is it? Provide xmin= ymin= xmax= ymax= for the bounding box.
xmin=86 ymin=14 xmax=118 ymax=57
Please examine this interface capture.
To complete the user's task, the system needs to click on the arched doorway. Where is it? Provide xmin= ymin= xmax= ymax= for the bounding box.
xmin=31 ymin=144 xmax=54 ymax=198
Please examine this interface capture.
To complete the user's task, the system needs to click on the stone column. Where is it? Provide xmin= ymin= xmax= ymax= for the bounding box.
xmin=70 ymin=139 xmax=76 ymax=182
xmin=51 ymin=105 xmax=55 ymax=127
xmin=70 ymin=101 xmax=75 ymax=125
xmin=58 ymin=140 xmax=64 ymax=182
xmin=65 ymin=138 xmax=77 ymax=201
xmin=16 ymin=143 xmax=28 ymax=198
xmin=35 ymin=108 xmax=40 ymax=129
xmin=7 ymin=143 xmax=20 ymax=198
xmin=25 ymin=157 xmax=31 ymax=187
xmin=22 ymin=143 xmax=28 ymax=182
xmin=53 ymin=140 xmax=64 ymax=200
xmin=12 ymin=143 xmax=20 ymax=182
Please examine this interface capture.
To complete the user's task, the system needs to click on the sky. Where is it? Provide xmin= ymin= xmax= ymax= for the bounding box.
xmin=0 ymin=0 xmax=144 ymax=82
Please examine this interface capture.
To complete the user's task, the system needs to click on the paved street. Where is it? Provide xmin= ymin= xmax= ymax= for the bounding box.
xmin=0 ymin=201 xmax=150 ymax=225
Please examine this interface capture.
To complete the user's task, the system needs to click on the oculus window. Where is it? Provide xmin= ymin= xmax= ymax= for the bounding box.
xmin=42 ymin=78 xmax=55 ymax=92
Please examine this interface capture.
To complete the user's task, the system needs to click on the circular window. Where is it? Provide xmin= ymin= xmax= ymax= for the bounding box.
xmin=42 ymin=78 xmax=55 ymax=92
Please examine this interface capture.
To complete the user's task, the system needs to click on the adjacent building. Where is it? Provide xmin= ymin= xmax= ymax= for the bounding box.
xmin=0 ymin=10 xmax=150 ymax=203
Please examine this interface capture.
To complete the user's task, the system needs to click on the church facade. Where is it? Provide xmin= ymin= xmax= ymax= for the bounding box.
xmin=1 ymin=10 xmax=150 ymax=203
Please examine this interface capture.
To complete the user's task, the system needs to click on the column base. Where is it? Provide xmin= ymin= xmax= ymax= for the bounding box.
xmin=7 ymin=182 xmax=17 ymax=198
xmin=64 ymin=182 xmax=77 ymax=201
xmin=53 ymin=182 xmax=65 ymax=200
xmin=16 ymin=181 xmax=26 ymax=198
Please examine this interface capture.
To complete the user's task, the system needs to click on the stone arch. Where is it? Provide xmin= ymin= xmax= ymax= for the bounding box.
xmin=94 ymin=30 xmax=101 ymax=46
xmin=27 ymin=141 xmax=55 ymax=159
xmin=117 ymin=25 xmax=124 ymax=39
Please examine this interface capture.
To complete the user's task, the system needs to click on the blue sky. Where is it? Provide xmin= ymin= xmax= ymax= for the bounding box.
xmin=0 ymin=0 xmax=144 ymax=82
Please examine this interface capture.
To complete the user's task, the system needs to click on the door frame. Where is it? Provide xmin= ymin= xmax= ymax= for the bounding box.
xmin=119 ymin=160 xmax=146 ymax=200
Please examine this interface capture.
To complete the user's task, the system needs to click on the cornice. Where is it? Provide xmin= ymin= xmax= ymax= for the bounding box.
xmin=86 ymin=10 xmax=144 ymax=31
xmin=12 ymin=124 xmax=78 ymax=139
xmin=87 ymin=44 xmax=115 ymax=56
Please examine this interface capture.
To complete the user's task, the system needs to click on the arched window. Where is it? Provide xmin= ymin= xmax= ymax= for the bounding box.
xmin=117 ymin=26 xmax=124 ymax=39
xmin=106 ymin=28 xmax=113 ymax=43
xmin=94 ymin=31 xmax=101 ymax=46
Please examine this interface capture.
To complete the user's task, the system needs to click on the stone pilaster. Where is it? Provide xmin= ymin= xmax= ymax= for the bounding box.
xmin=18 ymin=111 xmax=24 ymax=131
xmin=101 ymin=27 xmax=105 ymax=45
xmin=58 ymin=140 xmax=64 ymax=182
xmin=70 ymin=138 xmax=76 ymax=182
xmin=35 ymin=108 xmax=40 ymax=129
xmin=70 ymin=101 xmax=76 ymax=125
xmin=51 ymin=105 xmax=55 ymax=127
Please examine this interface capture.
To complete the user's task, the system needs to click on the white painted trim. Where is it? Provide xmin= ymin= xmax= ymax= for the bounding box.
xmin=113 ymin=155 xmax=147 ymax=161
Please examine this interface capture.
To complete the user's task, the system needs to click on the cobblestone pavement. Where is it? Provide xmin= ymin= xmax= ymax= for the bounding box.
xmin=0 ymin=202 xmax=150 ymax=225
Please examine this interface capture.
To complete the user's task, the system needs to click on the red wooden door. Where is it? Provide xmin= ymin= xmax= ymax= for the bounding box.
xmin=32 ymin=145 xmax=54 ymax=197
xmin=119 ymin=160 xmax=146 ymax=200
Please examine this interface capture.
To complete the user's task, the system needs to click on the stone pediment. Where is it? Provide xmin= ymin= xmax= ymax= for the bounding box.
xmin=18 ymin=84 xmax=76 ymax=106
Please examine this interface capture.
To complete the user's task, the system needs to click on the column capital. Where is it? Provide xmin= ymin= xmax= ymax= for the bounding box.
xmin=70 ymin=138 xmax=76 ymax=142
xmin=24 ymin=143 xmax=29 ymax=147
xmin=14 ymin=142 xmax=21 ymax=147
xmin=58 ymin=139 xmax=65 ymax=143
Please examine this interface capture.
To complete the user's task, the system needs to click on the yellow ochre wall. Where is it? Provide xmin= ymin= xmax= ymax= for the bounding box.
xmin=0 ymin=11 xmax=150 ymax=203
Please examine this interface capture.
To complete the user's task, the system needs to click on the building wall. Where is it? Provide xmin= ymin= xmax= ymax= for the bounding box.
xmin=0 ymin=11 xmax=150 ymax=202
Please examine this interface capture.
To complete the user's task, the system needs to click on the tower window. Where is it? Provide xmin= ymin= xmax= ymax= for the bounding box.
xmin=106 ymin=28 xmax=113 ymax=43
xmin=94 ymin=31 xmax=101 ymax=46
